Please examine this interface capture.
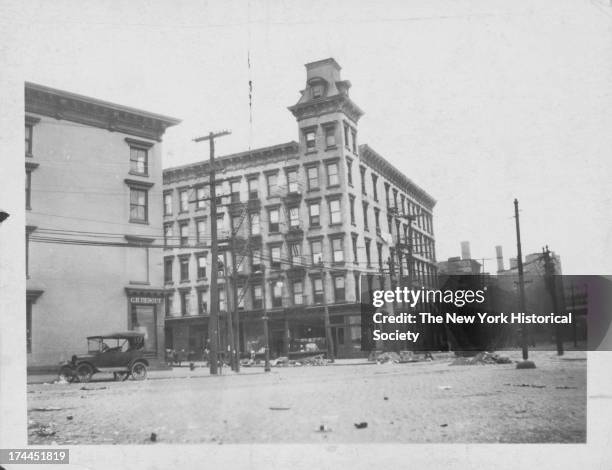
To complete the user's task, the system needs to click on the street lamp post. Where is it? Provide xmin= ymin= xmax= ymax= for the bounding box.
xmin=262 ymin=314 xmax=271 ymax=372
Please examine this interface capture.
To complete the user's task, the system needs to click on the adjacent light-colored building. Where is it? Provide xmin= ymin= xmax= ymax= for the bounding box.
xmin=162 ymin=58 xmax=437 ymax=359
xmin=25 ymin=82 xmax=180 ymax=370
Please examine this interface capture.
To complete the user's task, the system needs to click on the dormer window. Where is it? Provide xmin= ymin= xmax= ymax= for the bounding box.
xmin=312 ymin=84 xmax=324 ymax=98
xmin=308 ymin=77 xmax=327 ymax=100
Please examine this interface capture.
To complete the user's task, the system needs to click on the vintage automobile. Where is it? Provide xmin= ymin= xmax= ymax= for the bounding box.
xmin=58 ymin=332 xmax=149 ymax=383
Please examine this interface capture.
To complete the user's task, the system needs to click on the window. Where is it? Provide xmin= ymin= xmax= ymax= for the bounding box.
xmin=179 ymin=223 xmax=189 ymax=247
xmin=165 ymin=294 xmax=173 ymax=317
xmin=269 ymin=208 xmax=280 ymax=232
xmin=329 ymin=199 xmax=341 ymax=225
xmin=346 ymin=158 xmax=353 ymax=186
xmin=251 ymin=249 xmax=262 ymax=271
xmin=130 ymin=188 xmax=148 ymax=223
xmin=250 ymin=212 xmax=260 ymax=235
xmin=327 ymin=162 xmax=339 ymax=186
xmin=253 ymin=285 xmax=263 ymax=309
xmin=384 ymin=183 xmax=390 ymax=208
xmin=179 ymin=190 xmax=189 ymax=212
xmin=355 ymin=272 xmax=361 ymax=301
xmin=289 ymin=207 xmax=300 ymax=228
xmin=311 ymin=240 xmax=323 ymax=265
xmin=25 ymin=170 xmax=32 ymax=210
xmin=349 ymin=195 xmax=355 ymax=225
xmin=164 ymin=223 xmax=173 ymax=247
xmin=309 ymin=202 xmax=320 ymax=227
xmin=288 ymin=242 xmax=302 ymax=264
xmin=374 ymin=208 xmax=381 ymax=234
xmin=196 ymin=186 xmax=206 ymax=209
xmin=293 ymin=281 xmax=304 ymax=305
xmin=163 ymin=192 xmax=173 ymax=215
xmin=334 ymin=276 xmax=345 ymax=302
xmin=216 ymin=214 xmax=225 ymax=239
xmin=272 ymin=281 xmax=283 ymax=307
xmin=215 ymin=183 xmax=224 ymax=206
xmin=267 ymin=173 xmax=277 ymax=197
xmin=307 ymin=166 xmax=319 ymax=190
xmin=305 ymin=130 xmax=316 ymax=150
xmin=129 ymin=147 xmax=148 ymax=175
xmin=287 ymin=169 xmax=299 ymax=193
xmin=393 ymin=189 xmax=398 ymax=209
xmin=198 ymin=289 xmax=208 ymax=315
xmin=196 ymin=218 xmax=206 ymax=245
xmin=312 ymin=84 xmax=324 ymax=98
xmin=344 ymin=123 xmax=350 ymax=147
xmin=217 ymin=254 xmax=226 ymax=278
xmin=231 ymin=215 xmax=242 ymax=234
xmin=230 ymin=180 xmax=241 ymax=203
xmin=313 ymin=278 xmax=324 ymax=304
xmin=180 ymin=290 xmax=189 ymax=315
xmin=325 ymin=126 xmax=336 ymax=148
xmin=331 ymin=237 xmax=344 ymax=263
xmin=180 ymin=257 xmax=190 ymax=282
xmin=352 ymin=235 xmax=358 ymax=264
xmin=401 ymin=195 xmax=406 ymax=216
xmin=270 ymin=245 xmax=282 ymax=269
xmin=248 ymin=178 xmax=259 ymax=200
xmin=218 ymin=288 xmax=226 ymax=312
xmin=371 ymin=174 xmax=378 ymax=201
xmin=388 ymin=216 xmax=393 ymax=234
xmin=360 ymin=166 xmax=367 ymax=195
xmin=362 ymin=202 xmax=369 ymax=230
xmin=351 ymin=130 xmax=357 ymax=153
xmin=377 ymin=243 xmax=383 ymax=269
xmin=164 ymin=258 xmax=173 ymax=283
xmin=197 ymin=254 xmax=207 ymax=279
xmin=25 ymin=124 xmax=33 ymax=155
xmin=365 ymin=238 xmax=372 ymax=267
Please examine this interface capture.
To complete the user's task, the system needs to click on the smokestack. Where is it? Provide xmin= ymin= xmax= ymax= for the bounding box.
xmin=460 ymin=241 xmax=471 ymax=260
xmin=495 ymin=245 xmax=504 ymax=272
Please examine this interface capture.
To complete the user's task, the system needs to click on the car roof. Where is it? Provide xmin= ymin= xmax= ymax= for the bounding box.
xmin=87 ymin=332 xmax=145 ymax=340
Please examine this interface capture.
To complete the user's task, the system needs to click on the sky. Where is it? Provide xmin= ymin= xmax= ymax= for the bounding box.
xmin=3 ymin=0 xmax=612 ymax=274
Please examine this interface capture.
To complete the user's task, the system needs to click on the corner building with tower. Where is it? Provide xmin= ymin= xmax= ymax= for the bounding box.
xmin=162 ymin=59 xmax=437 ymax=359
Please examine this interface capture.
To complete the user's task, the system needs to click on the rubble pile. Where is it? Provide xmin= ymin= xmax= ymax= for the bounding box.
xmin=368 ymin=350 xmax=432 ymax=364
xmin=450 ymin=352 xmax=512 ymax=366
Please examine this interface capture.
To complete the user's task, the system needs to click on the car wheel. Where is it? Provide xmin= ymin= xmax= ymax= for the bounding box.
xmin=130 ymin=362 xmax=147 ymax=381
xmin=76 ymin=363 xmax=94 ymax=383
xmin=58 ymin=366 xmax=76 ymax=383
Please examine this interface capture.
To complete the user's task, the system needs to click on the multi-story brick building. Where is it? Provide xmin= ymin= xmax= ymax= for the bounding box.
xmin=25 ymin=82 xmax=180 ymax=369
xmin=162 ymin=59 xmax=437 ymax=359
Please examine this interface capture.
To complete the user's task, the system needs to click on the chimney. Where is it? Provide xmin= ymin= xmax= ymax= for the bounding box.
xmin=509 ymin=257 xmax=518 ymax=270
xmin=460 ymin=241 xmax=471 ymax=260
xmin=495 ymin=245 xmax=504 ymax=272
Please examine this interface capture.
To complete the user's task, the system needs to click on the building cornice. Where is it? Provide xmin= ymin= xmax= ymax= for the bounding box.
xmin=359 ymin=144 xmax=436 ymax=209
xmin=25 ymin=82 xmax=180 ymax=142
xmin=163 ymin=141 xmax=299 ymax=185
xmin=288 ymin=94 xmax=364 ymax=123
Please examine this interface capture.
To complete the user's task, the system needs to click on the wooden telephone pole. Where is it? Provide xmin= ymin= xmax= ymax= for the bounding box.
xmin=193 ymin=130 xmax=231 ymax=375
xmin=514 ymin=198 xmax=531 ymax=364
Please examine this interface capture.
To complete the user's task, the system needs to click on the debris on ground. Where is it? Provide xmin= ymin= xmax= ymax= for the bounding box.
xmin=31 ymin=406 xmax=63 ymax=412
xmin=66 ymin=416 xmax=73 ymax=420
xmin=375 ymin=352 xmax=400 ymax=364
xmin=80 ymin=386 xmax=107 ymax=391
xmin=150 ymin=432 xmax=157 ymax=442
xmin=317 ymin=424 xmax=332 ymax=433
xmin=440 ymin=423 xmax=448 ymax=427
xmin=504 ymin=383 xmax=546 ymax=388
xmin=437 ymin=385 xmax=452 ymax=391
xmin=269 ymin=407 xmax=291 ymax=411
xmin=384 ymin=396 xmax=389 ymax=400
xmin=354 ymin=422 xmax=368 ymax=429
xmin=556 ymin=386 xmax=577 ymax=390
xmin=369 ymin=350 xmax=435 ymax=363
xmin=450 ymin=352 xmax=511 ymax=366
xmin=35 ymin=426 xmax=56 ymax=437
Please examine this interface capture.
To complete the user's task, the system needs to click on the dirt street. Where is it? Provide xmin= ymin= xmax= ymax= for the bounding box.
xmin=27 ymin=350 xmax=586 ymax=444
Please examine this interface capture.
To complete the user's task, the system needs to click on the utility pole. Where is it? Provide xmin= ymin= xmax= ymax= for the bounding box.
xmin=222 ymin=251 xmax=236 ymax=371
xmin=514 ymin=198 xmax=532 ymax=366
xmin=320 ymin=263 xmax=335 ymax=362
xmin=543 ymin=246 xmax=564 ymax=356
xmin=193 ymin=130 xmax=231 ymax=375
xmin=262 ymin=277 xmax=271 ymax=372
xmin=230 ymin=232 xmax=240 ymax=372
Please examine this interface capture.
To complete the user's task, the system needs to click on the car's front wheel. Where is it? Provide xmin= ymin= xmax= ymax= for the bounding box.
xmin=76 ymin=363 xmax=94 ymax=383
xmin=130 ymin=362 xmax=147 ymax=381
xmin=58 ymin=366 xmax=77 ymax=383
